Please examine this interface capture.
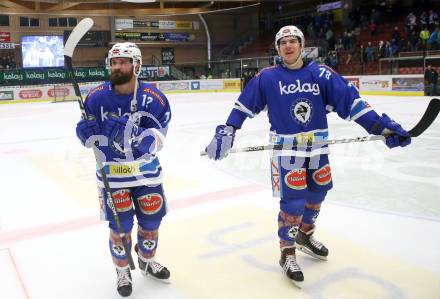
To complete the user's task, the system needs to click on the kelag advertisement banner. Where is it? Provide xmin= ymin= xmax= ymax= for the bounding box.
xmin=0 ymin=67 xmax=108 ymax=86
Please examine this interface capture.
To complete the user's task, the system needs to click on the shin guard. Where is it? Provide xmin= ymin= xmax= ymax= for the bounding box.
xmin=137 ymin=226 xmax=159 ymax=260
xmin=109 ymin=229 xmax=132 ymax=268
xmin=278 ymin=211 xmax=302 ymax=249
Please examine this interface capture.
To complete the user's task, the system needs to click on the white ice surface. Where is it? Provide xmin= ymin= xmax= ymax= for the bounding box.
xmin=0 ymin=93 xmax=439 ymax=299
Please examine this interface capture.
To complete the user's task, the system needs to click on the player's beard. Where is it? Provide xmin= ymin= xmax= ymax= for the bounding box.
xmin=110 ymin=68 xmax=134 ymax=85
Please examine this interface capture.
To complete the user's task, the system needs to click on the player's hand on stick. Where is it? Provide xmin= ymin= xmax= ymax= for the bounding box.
xmin=103 ymin=115 xmax=129 ymax=146
xmin=205 ymin=125 xmax=236 ymax=160
xmin=104 ymin=115 xmax=160 ymax=156
xmin=76 ymin=117 xmax=101 ymax=148
xmin=372 ymin=114 xmax=411 ymax=148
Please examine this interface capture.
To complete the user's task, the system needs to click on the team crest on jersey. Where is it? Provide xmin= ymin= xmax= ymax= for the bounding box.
xmin=291 ymin=98 xmax=313 ymax=125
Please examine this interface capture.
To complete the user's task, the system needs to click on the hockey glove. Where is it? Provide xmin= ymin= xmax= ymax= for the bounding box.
xmin=104 ymin=115 xmax=162 ymax=156
xmin=103 ymin=115 xmax=129 ymax=146
xmin=371 ymin=114 xmax=411 ymax=148
xmin=205 ymin=125 xmax=236 ymax=160
xmin=76 ymin=117 xmax=100 ymax=148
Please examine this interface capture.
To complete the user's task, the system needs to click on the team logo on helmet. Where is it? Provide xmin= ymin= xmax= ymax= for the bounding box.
xmin=291 ymin=98 xmax=313 ymax=125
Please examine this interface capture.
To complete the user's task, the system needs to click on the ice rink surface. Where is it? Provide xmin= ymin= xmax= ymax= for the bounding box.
xmin=0 ymin=93 xmax=439 ymax=299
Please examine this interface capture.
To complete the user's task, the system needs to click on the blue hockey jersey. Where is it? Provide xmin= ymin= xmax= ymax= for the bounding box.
xmin=226 ymin=61 xmax=380 ymax=156
xmin=84 ymin=81 xmax=171 ymax=188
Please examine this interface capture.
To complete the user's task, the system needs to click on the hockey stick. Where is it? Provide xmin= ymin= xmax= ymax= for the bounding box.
xmin=200 ymin=98 xmax=440 ymax=156
xmin=65 ymin=18 xmax=135 ymax=270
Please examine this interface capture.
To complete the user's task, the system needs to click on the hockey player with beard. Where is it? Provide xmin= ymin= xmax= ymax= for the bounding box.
xmin=205 ymin=26 xmax=411 ymax=287
xmin=75 ymin=42 xmax=171 ymax=297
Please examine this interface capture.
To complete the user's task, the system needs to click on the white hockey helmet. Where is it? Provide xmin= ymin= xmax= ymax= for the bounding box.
xmin=275 ymin=25 xmax=305 ymax=51
xmin=107 ymin=42 xmax=142 ymax=76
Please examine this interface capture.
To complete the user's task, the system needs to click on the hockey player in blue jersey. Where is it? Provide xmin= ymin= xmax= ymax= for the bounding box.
xmin=205 ymin=26 xmax=411 ymax=287
xmin=75 ymin=42 xmax=171 ymax=297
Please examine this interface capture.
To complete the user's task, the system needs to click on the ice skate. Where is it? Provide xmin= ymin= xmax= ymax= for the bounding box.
xmin=296 ymin=227 xmax=328 ymax=260
xmin=116 ymin=267 xmax=132 ymax=297
xmin=135 ymin=245 xmax=170 ymax=283
xmin=279 ymin=247 xmax=304 ymax=288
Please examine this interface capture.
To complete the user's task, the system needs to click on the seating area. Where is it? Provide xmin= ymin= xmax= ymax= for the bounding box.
xmin=399 ymin=67 xmax=424 ymax=74
xmin=238 ymin=32 xmax=274 ymax=58
xmin=232 ymin=6 xmax=440 ymax=77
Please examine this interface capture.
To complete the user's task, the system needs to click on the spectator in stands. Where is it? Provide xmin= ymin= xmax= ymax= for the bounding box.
xmin=420 ymin=11 xmax=429 ymax=29
xmin=384 ymin=41 xmax=392 ymax=58
xmin=346 ymin=43 xmax=356 ymax=65
xmin=360 ymin=44 xmax=366 ymax=64
xmin=424 ymin=65 xmax=438 ymax=96
xmin=269 ymin=43 xmax=278 ymax=59
xmin=437 ymin=29 xmax=440 ymax=50
xmin=428 ymin=28 xmax=439 ymax=50
xmin=391 ymin=26 xmax=402 ymax=50
xmin=369 ymin=20 xmax=377 ymax=36
xmin=371 ymin=8 xmax=381 ymax=25
xmin=335 ymin=38 xmax=343 ymax=53
xmin=325 ymin=27 xmax=334 ymax=50
xmin=390 ymin=39 xmax=399 ymax=57
xmin=359 ymin=11 xmax=368 ymax=29
xmin=365 ymin=42 xmax=375 ymax=62
xmin=420 ymin=27 xmax=430 ymax=52
xmin=3 ymin=55 xmax=12 ymax=69
xmin=0 ymin=52 xmax=16 ymax=70
xmin=406 ymin=12 xmax=417 ymax=33
xmin=326 ymin=51 xmax=338 ymax=70
xmin=408 ymin=30 xmax=420 ymax=52
xmin=348 ymin=8 xmax=360 ymax=29
xmin=348 ymin=30 xmax=357 ymax=51
xmin=319 ymin=35 xmax=329 ymax=58
xmin=428 ymin=10 xmax=438 ymax=30
xmin=307 ymin=22 xmax=315 ymax=41
xmin=342 ymin=31 xmax=350 ymax=50
xmin=378 ymin=40 xmax=385 ymax=59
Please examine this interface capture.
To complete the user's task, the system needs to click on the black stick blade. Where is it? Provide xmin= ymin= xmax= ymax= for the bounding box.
xmin=408 ymin=98 xmax=440 ymax=137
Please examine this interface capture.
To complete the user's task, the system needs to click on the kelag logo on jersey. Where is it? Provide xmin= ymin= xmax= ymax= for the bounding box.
xmin=291 ymin=98 xmax=313 ymax=125
xmin=279 ymin=80 xmax=320 ymax=95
